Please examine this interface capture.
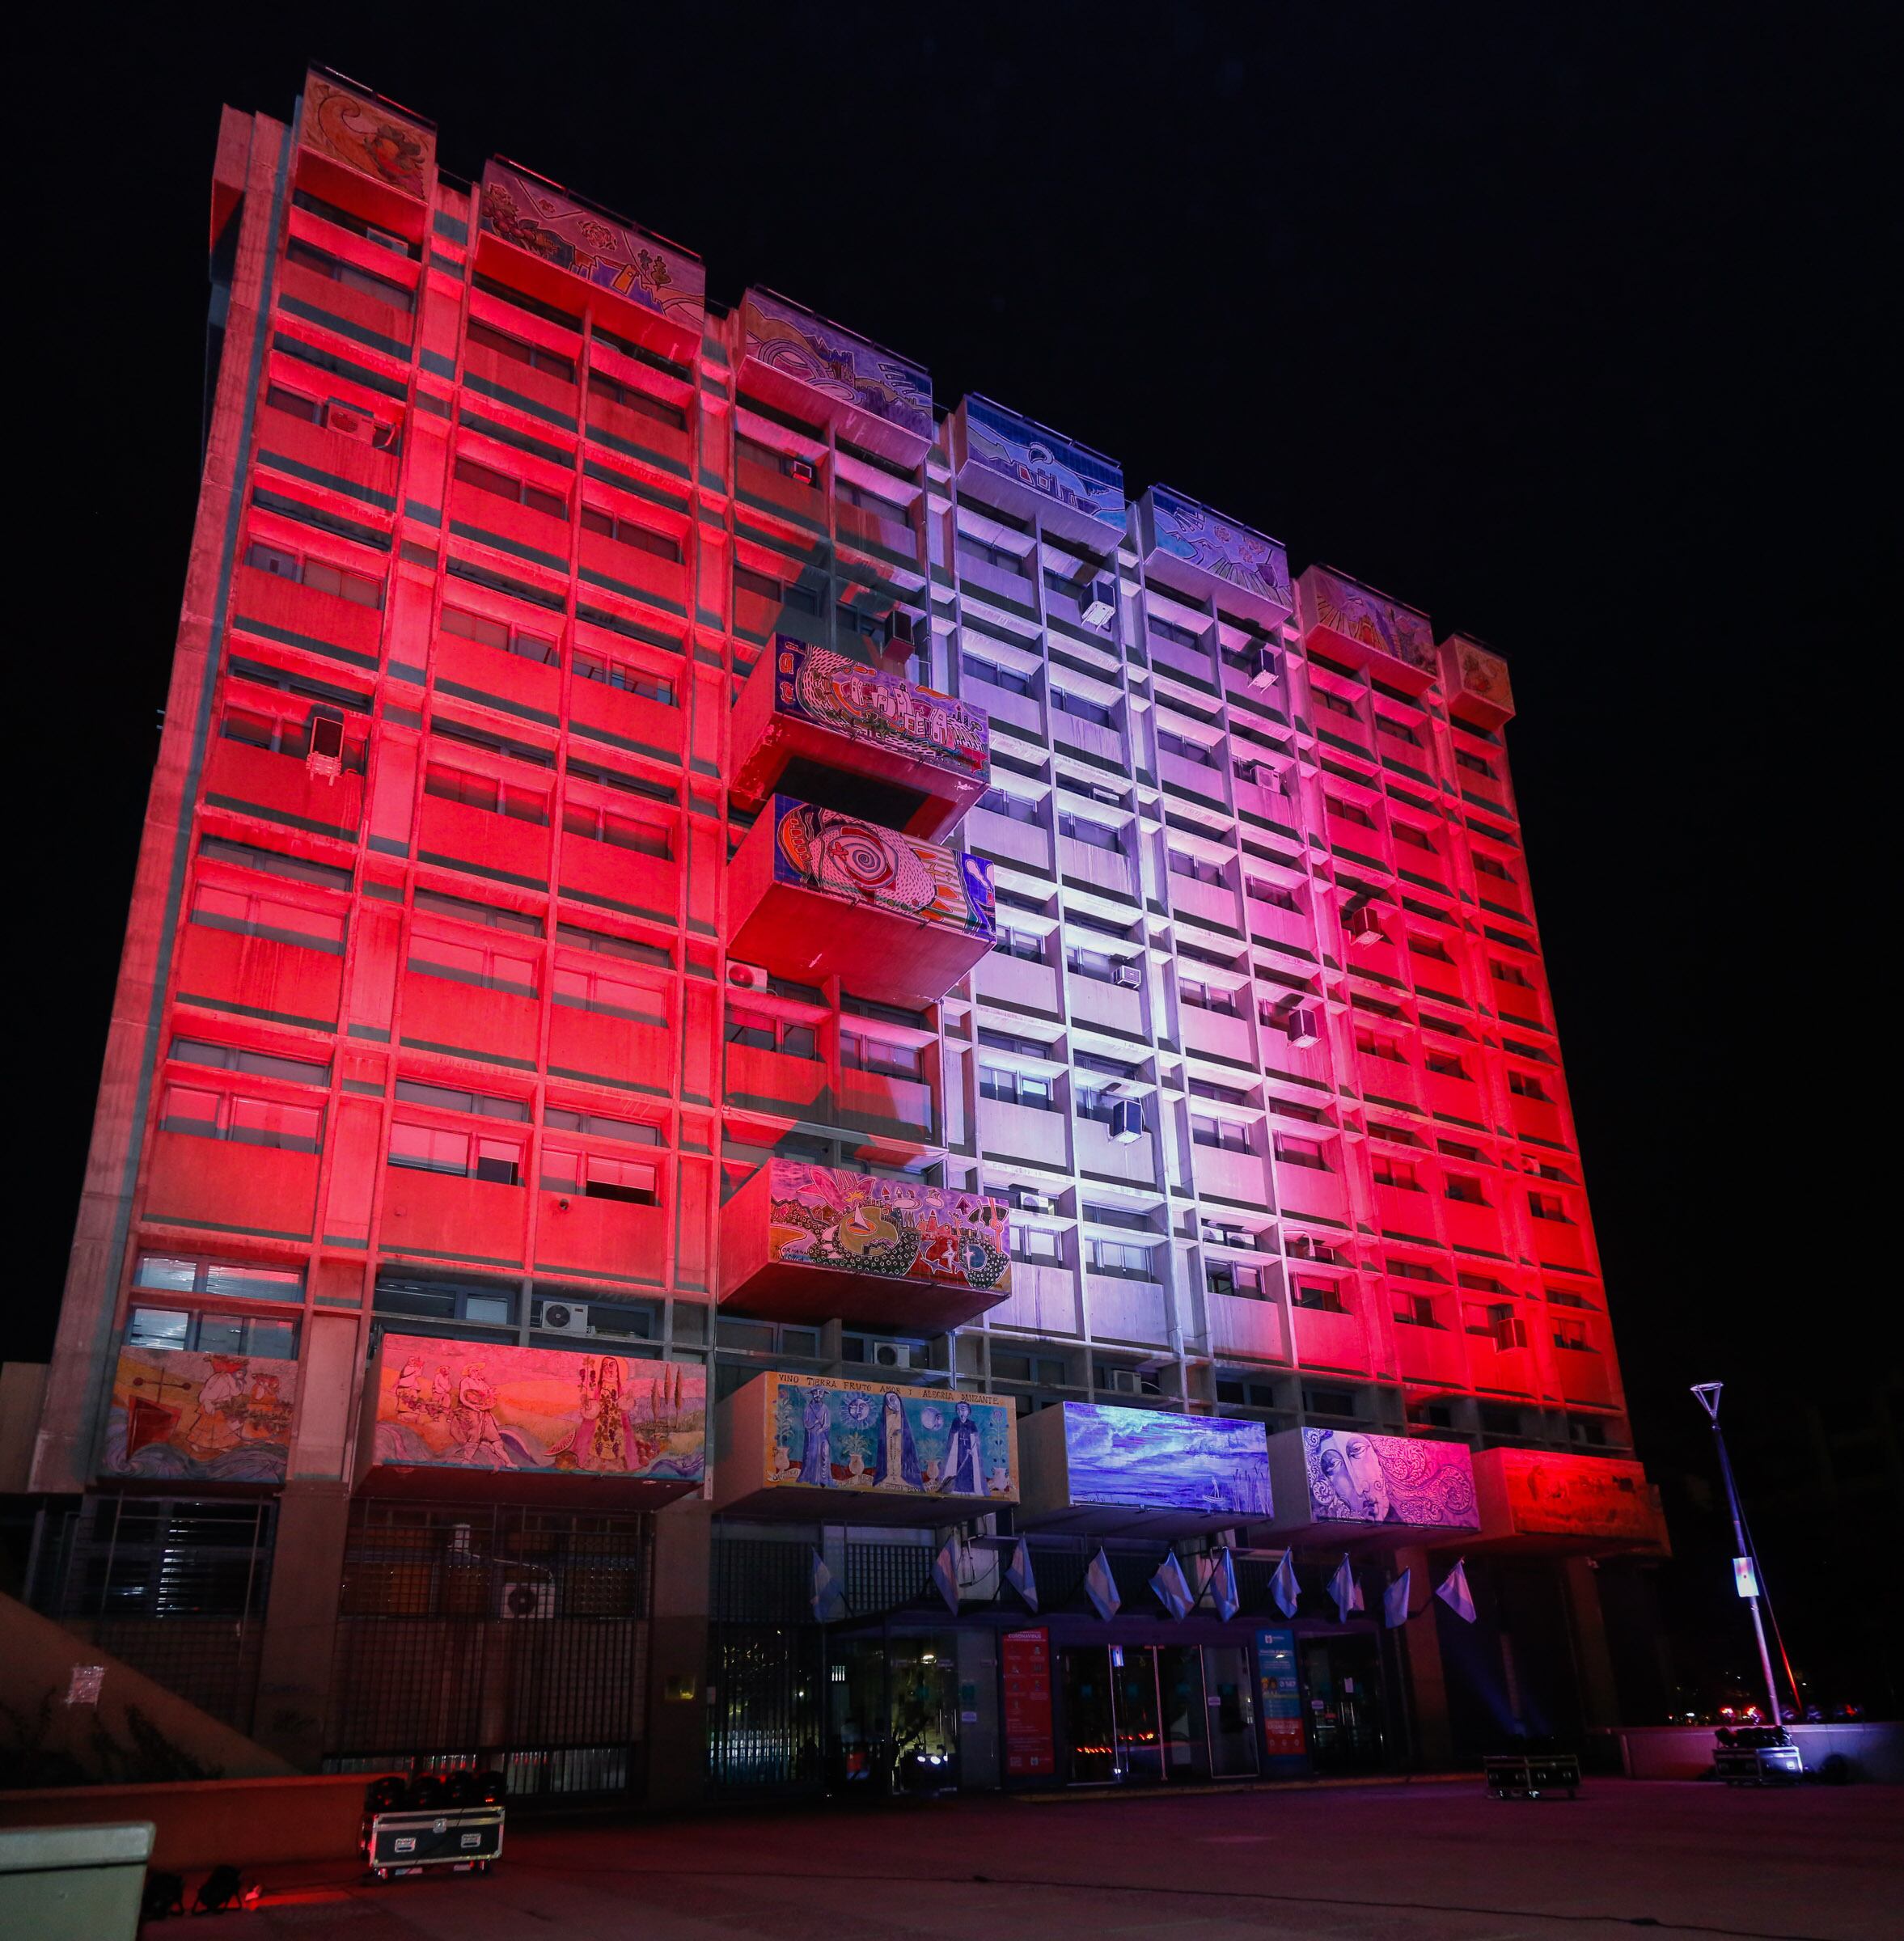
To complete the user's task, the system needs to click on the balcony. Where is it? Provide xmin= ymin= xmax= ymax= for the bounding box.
xmin=417 ymin=796 xmax=550 ymax=890
xmin=961 ymin=676 xmax=1043 ymax=741
xmin=1180 ymin=1004 xmax=1252 ymax=1065
xmin=727 ymin=797 xmax=995 ymax=1009
xmin=546 ymin=1004 xmax=673 ymax=1092
xmin=1074 ymin=1114 xmax=1155 ymax=1187
xmin=1068 ymin=975 xmax=1145 ymax=1040
xmin=988 ymin=1260 xmax=1080 ymax=1335
xmin=276 ymin=256 xmax=415 ymax=360
xmin=380 ymin=1167 xmax=527 ymax=1267
xmin=1191 ymin=1140 xmax=1265 ymax=1205
xmin=734 ymin=450 xmax=827 ymax=535
xmin=1051 ymin=709 xmax=1124 ymax=769
xmin=1204 ymin=1292 xmax=1288 ymax=1364
xmin=1274 ymin=1161 xmax=1351 ymax=1224
xmin=719 ymin=1159 xmax=1011 ymax=1332
xmin=723 ymin=1042 xmax=829 ymax=1120
xmin=143 ymin=1134 xmax=319 ymax=1240
xmin=1290 ymin=1302 xmax=1372 ymax=1375
xmin=977 ymin=1096 xmax=1068 ymax=1168
xmin=1393 ymin=1319 xmax=1469 ymax=1391
xmin=174 ymin=924 xmax=345 ymax=1032
xmin=1442 ymin=1198 xmax=1505 ymax=1255
xmin=1530 ymin=1213 xmax=1593 ymax=1275
xmin=202 ymin=740 xmax=362 ymax=844
xmin=433 ymin=632 xmax=561 ymax=726
xmin=556 ymin=830 xmax=677 ymax=924
xmin=836 ymin=498 xmax=918 ymax=567
xmin=568 ymin=669 xmax=683 ymax=764
xmin=730 ymin=640 xmax=988 ymax=842
xmin=1245 ymin=899 xmax=1317 ymax=958
xmin=398 ymin=967 xmax=539 ymax=1068
xmin=228 ymin=563 xmax=383 ymax=670
xmin=578 ymin=527 xmax=688 ymax=617
xmin=1296 ymin=564 xmax=1438 ymax=692
xmin=462 ymin=336 xmax=579 ymax=429
xmin=255 ymin=402 xmax=400 ymax=513
xmin=1170 ymin=873 xmax=1242 ymax=932
xmin=974 ymin=949 xmax=1060 ymax=1017
xmin=585 ymin=389 xmax=693 ymax=479
xmin=1085 ymin=1274 xmax=1170 ymax=1347
xmin=964 ymin=806 xmax=1051 ymax=873
xmin=839 ymin=1069 xmax=936 ymax=1142
xmin=1057 ymin=837 xmax=1133 ymax=899
xmin=446 ymin=478 xmax=573 ymax=578
xmin=1427 ymin=1069 xmax=1487 ymax=1126
xmin=1510 ymin=1093 xmax=1569 ymax=1148
xmin=533 ymin=1190 xmax=669 ymax=1285
xmin=1472 ymin=1448 xmax=1667 ymax=1554
xmin=1158 ymin=747 xmax=1225 ymax=804
xmin=1555 ymin=1342 xmax=1617 ymax=1410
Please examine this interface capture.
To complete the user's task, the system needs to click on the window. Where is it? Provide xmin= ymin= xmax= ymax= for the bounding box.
xmin=125 ymin=1307 xmax=298 ymax=1359
xmin=562 ymin=801 xmax=671 ymax=856
xmin=1009 ymin=1224 xmax=1060 ymax=1262
xmin=1413 ymin=937 xmax=1457 ymax=966
xmin=423 ymin=764 xmax=549 ymax=825
xmin=1395 ymin=1292 xmax=1440 ymax=1328
xmin=736 ymin=432 xmax=820 ymax=484
xmin=1157 ymin=729 xmax=1216 ymax=767
xmin=388 ymin=1123 xmax=523 ymax=1184
xmin=1491 ymin=959 xmax=1537 ymax=990
xmin=413 ymin=889 xmax=542 ymax=936
xmin=979 ymin=1066 xmax=1051 ymax=1110
xmin=1394 ymin=822 xmax=1436 ymax=853
xmin=1168 ymin=852 xmax=1225 ymax=887
xmin=1049 ymin=687 xmax=1112 ymax=728
xmin=244 ymin=540 xmax=383 ymax=609
xmin=580 ymin=506 xmax=683 ymax=560
xmin=408 ymin=928 xmax=539 ymax=996
xmin=1274 ymin=1135 xmax=1329 ymax=1170
xmin=1508 ymin=1071 xmax=1550 ymax=1101
xmin=556 ymin=921 xmax=670 ymax=966
xmin=392 ymin=1080 xmax=528 ymax=1120
xmin=1371 ymin=1156 xmax=1419 ymax=1190
xmin=190 ymin=880 xmax=346 ymax=954
xmin=1314 ymin=688 xmax=1360 ymax=721
xmin=1215 ymin=1372 xmax=1282 ymax=1412
xmin=1354 ymin=1029 xmax=1406 ymax=1064
xmin=1424 ymin=1050 xmax=1467 ymax=1079
xmin=1292 ymin=1284 xmax=1346 ymax=1313
xmin=291 ymin=188 xmax=413 ymax=256
xmin=169 ymin=1038 xmax=329 ymax=1087
xmin=963 ymin=653 xmax=1033 ymax=697
xmin=218 ymin=701 xmax=365 ymax=772
xmin=725 ymin=1010 xmax=817 ymax=1059
xmin=734 ymin=564 xmax=823 ymax=615
xmin=1377 ymin=714 xmax=1420 ymax=746
xmin=1553 ymin=1322 xmax=1591 ymax=1352
xmin=453 ymin=457 xmax=569 ymax=521
xmin=1455 ymin=750 xmax=1496 ymax=778
xmin=133 ymin=1256 xmax=304 ymax=1304
xmin=1207 ymin=1261 xmax=1265 ymax=1299
xmin=840 ymin=1033 xmax=922 ymax=1080
xmin=197 ymin=836 xmax=352 ymax=892
xmin=992 ymin=926 xmax=1044 ymax=962
xmin=441 ymin=603 xmax=559 ymax=666
xmin=552 ymin=963 xmax=666 ymax=1024
xmin=1064 ymin=945 xmax=1123 ymax=984
xmin=961 ymin=534 xmax=1030 ymax=577
xmin=572 ymin=648 xmax=675 ymax=703
xmin=1528 ymin=1190 xmax=1568 ymax=1222
xmin=1191 ymin=1114 xmax=1250 ymax=1153
xmin=1089 ymin=1239 xmax=1156 ymax=1280
xmin=1473 ymin=852 xmax=1515 ymax=882
xmin=1302 ymin=1384 xmax=1358 ymax=1416
xmin=1056 ymin=814 xmax=1120 ymax=853
xmin=1178 ymin=978 xmax=1238 ymax=1015
xmin=540 ymin=1148 xmax=659 ymax=1206
xmin=590 ymin=370 xmax=686 ymax=427
xmin=374 ymin=1273 xmax=518 ymax=1329
xmin=285 ymin=237 xmax=414 ymax=311
xmin=467 ymin=318 xmax=575 ymax=379
xmin=1326 ymin=795 xmax=1377 ymax=828
xmin=159 ymin=1085 xmax=321 ymax=1152
xmin=1444 ymin=1173 xmax=1487 ymax=1205
xmin=544 ymin=1106 xmax=661 ymax=1148
xmin=1246 ymin=878 xmax=1300 ymax=911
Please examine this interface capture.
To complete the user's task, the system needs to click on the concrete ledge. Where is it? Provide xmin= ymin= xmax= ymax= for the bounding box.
xmin=0 ymin=1774 xmax=367 ymax=1871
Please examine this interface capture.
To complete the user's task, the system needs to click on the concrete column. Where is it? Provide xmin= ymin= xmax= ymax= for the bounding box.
xmin=1395 ymin=1545 xmax=1454 ymax=1767
xmin=252 ymin=1480 xmax=353 ymax=1769
xmin=1563 ymin=1556 xmax=1622 ymax=1730
xmin=642 ymin=1496 xmax=713 ymax=1807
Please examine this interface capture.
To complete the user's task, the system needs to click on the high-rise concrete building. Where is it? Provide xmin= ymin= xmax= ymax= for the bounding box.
xmin=9 ymin=70 xmax=1668 ymax=1801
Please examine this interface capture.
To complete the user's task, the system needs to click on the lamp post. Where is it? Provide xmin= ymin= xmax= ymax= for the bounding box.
xmin=1691 ymin=1382 xmax=1783 ymax=1727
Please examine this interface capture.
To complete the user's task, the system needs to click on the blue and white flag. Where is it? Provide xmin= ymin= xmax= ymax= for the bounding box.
xmin=1211 ymin=1546 xmax=1241 ymax=1622
xmin=1151 ymin=1550 xmax=1194 ymax=1620
xmin=1330 ymin=1554 xmax=1358 ymax=1625
xmin=810 ymin=1548 xmax=847 ymax=1624
xmin=1271 ymin=1548 xmax=1301 ymax=1619
xmin=1436 ymin=1558 xmax=1476 ymax=1624
xmin=1085 ymin=1546 xmax=1121 ymax=1622
xmin=1383 ymin=1567 xmax=1413 ymax=1629
xmin=931 ymin=1536 xmax=962 ymax=1615
xmin=1006 ymin=1537 xmax=1039 ymax=1613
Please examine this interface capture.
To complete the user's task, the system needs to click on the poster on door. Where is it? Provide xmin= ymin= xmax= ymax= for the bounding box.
xmin=1255 ymin=1626 xmax=1308 ymax=1762
xmin=1002 ymin=1628 xmax=1054 ymax=1780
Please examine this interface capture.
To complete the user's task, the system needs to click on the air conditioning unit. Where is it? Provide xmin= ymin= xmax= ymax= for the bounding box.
xmin=541 ymin=1300 xmax=591 ymax=1337
xmin=1348 ymin=904 xmax=1386 ymax=947
xmin=499 ymin=1579 xmax=554 ymax=1621
xmin=1288 ymin=1235 xmax=1317 ymax=1259
xmin=1106 ymin=1367 xmax=1144 ymax=1396
xmin=323 ymin=399 xmax=379 ymax=443
xmin=1249 ymin=645 xmax=1278 ymax=691
xmin=1114 ymin=964 xmax=1143 ymax=989
xmin=789 ymin=458 xmax=817 ymax=485
xmin=1286 ymin=1006 xmax=1322 ymax=1048
xmin=727 ymin=961 xmax=770 ymax=993
xmin=1080 ymin=577 xmax=1117 ymax=628
xmin=1199 ymin=1224 xmax=1225 ymax=1244
xmin=1495 ymin=1317 xmax=1530 ymax=1352
xmin=305 ymin=709 xmax=345 ymax=781
xmin=1108 ymin=1098 xmax=1145 ymax=1144
xmin=1016 ymin=1189 xmax=1054 ymax=1214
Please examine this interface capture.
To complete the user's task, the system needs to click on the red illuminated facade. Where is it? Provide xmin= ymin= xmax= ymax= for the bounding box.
xmin=9 ymin=72 xmax=1668 ymax=1799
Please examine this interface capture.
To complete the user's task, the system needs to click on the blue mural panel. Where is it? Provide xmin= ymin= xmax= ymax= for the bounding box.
xmin=1147 ymin=486 xmax=1293 ymax=613
xmin=962 ymin=397 xmax=1125 ymax=529
xmin=1062 ymin=1403 xmax=1272 ymax=1517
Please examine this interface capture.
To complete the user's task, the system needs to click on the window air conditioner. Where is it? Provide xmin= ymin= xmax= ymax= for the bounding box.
xmin=1286 ymin=1006 xmax=1322 ymax=1048
xmin=1016 ymin=1189 xmax=1054 ymax=1214
xmin=1348 ymin=904 xmax=1386 ymax=947
xmin=1108 ymin=1098 xmax=1145 ymax=1144
xmin=1288 ymin=1235 xmax=1316 ymax=1259
xmin=306 ymin=709 xmax=346 ymax=782
xmin=1199 ymin=1224 xmax=1224 ymax=1244
xmin=1106 ymin=1367 xmax=1143 ymax=1396
xmin=789 ymin=458 xmax=817 ymax=485
xmin=1250 ymin=645 xmax=1277 ymax=691
xmin=1494 ymin=1317 xmax=1530 ymax=1352
xmin=499 ymin=1580 xmax=555 ymax=1621
xmin=727 ymin=962 xmax=771 ymax=993
xmin=323 ymin=399 xmax=379 ymax=443
xmin=540 ymin=1301 xmax=591 ymax=1337
xmin=1114 ymin=964 xmax=1143 ymax=989
xmin=1081 ymin=578 xmax=1117 ymax=628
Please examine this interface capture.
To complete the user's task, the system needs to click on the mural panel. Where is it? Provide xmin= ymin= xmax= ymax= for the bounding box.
xmin=760 ymin=1372 xmax=1018 ymax=1501
xmin=1298 ymin=567 xmax=1436 ymax=674
xmin=1148 ymin=488 xmax=1293 ymax=612
xmin=369 ymin=1334 xmax=704 ymax=1482
xmin=1063 ymin=1403 xmax=1273 ymax=1518
xmin=766 ymin=1161 xmax=1010 ymax=1296
xmin=479 ymin=160 xmax=705 ymax=327
xmin=741 ymin=291 xmax=932 ymax=441
xmin=769 ymin=797 xmax=995 ymax=941
xmin=1302 ymin=1427 xmax=1479 ymax=1529
xmin=301 ymin=73 xmax=434 ymax=197
xmin=773 ymin=639 xmax=987 ymax=783
xmin=1445 ymin=634 xmax=1515 ymax=714
xmin=1494 ymin=1451 xmax=1658 ymax=1541
xmin=103 ymin=1347 xmax=295 ymax=1483
xmin=963 ymin=396 xmax=1125 ymax=529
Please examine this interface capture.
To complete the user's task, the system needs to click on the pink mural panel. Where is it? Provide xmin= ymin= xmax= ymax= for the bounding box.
xmin=1298 ymin=566 xmax=1436 ymax=674
xmin=1302 ymin=1427 xmax=1479 ymax=1529
xmin=103 ymin=1347 xmax=295 ymax=1483
xmin=766 ymin=1161 xmax=1011 ymax=1296
xmin=301 ymin=72 xmax=434 ymax=197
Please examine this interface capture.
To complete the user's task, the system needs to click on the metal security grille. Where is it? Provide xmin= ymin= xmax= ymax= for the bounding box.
xmin=709 ymin=1536 xmax=814 ymax=1623
xmin=35 ymin=1495 xmax=275 ymax=1736
xmin=327 ymin=1499 xmax=651 ymax=1799
xmin=705 ymin=1624 xmax=824 ymax=1795
xmin=844 ymin=1541 xmax=931 ymax=1614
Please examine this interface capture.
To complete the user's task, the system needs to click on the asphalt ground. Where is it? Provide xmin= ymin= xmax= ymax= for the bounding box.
xmin=151 ymin=1778 xmax=1902 ymax=1941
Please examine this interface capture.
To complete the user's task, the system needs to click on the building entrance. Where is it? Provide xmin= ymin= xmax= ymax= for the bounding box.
xmin=1059 ymin=1643 xmax=1259 ymax=1785
xmin=1299 ymin=1633 xmax=1386 ymax=1772
xmin=828 ymin=1630 xmax=962 ymax=1795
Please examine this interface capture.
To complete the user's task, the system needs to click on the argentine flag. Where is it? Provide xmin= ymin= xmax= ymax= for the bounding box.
xmin=1330 ymin=1553 xmax=1358 ymax=1625
xmin=1212 ymin=1546 xmax=1241 ymax=1622
xmin=1383 ymin=1567 xmax=1413 ymax=1629
xmin=1085 ymin=1546 xmax=1121 ymax=1621
xmin=931 ymin=1535 xmax=962 ymax=1615
xmin=1151 ymin=1550 xmax=1194 ymax=1620
xmin=1436 ymin=1558 xmax=1477 ymax=1623
xmin=1006 ymin=1537 xmax=1039 ymax=1613
xmin=810 ymin=1548 xmax=847 ymax=1624
xmin=1271 ymin=1548 xmax=1301 ymax=1619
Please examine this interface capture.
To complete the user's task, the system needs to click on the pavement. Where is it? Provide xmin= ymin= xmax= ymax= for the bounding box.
xmin=146 ymin=1778 xmax=1902 ymax=1941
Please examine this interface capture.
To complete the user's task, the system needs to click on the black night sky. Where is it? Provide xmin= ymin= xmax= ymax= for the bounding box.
xmin=18 ymin=7 xmax=1893 ymax=1706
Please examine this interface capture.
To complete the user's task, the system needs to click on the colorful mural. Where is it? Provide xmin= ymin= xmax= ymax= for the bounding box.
xmin=1446 ymin=634 xmax=1515 ymax=713
xmin=742 ymin=291 xmax=932 ymax=441
xmin=1299 ymin=566 xmax=1437 ymax=674
xmin=962 ymin=396 xmax=1125 ymax=530
xmin=1062 ymin=1404 xmax=1273 ymax=1518
xmin=760 ymin=1372 xmax=1018 ymax=1501
xmin=369 ymin=1334 xmax=704 ymax=1482
xmin=775 ymin=639 xmax=987 ymax=782
xmin=1302 ymin=1427 xmax=1479 ymax=1529
xmin=479 ymin=161 xmax=705 ymax=327
xmin=103 ymin=1347 xmax=295 ymax=1483
xmin=766 ymin=1161 xmax=1011 ymax=1295
xmin=1147 ymin=488 xmax=1293 ymax=612
xmin=1492 ymin=1451 xmax=1659 ymax=1541
xmin=769 ymin=797 xmax=995 ymax=941
xmin=301 ymin=73 xmax=434 ymax=197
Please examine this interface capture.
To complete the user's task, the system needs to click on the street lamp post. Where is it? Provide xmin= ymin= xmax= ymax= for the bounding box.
xmin=1691 ymin=1382 xmax=1783 ymax=1727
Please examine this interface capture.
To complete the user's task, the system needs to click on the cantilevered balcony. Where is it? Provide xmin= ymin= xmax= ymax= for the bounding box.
xmin=730 ymin=637 xmax=988 ymax=843
xmin=1296 ymin=565 xmax=1439 ymax=693
xmin=719 ymin=1158 xmax=1011 ymax=1332
xmin=727 ymin=796 xmax=995 ymax=1009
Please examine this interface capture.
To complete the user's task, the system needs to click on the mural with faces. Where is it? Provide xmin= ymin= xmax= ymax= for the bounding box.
xmin=1301 ymin=1427 xmax=1479 ymax=1530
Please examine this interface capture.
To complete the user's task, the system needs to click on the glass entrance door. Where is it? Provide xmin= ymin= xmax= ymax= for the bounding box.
xmin=1202 ymin=1643 xmax=1259 ymax=1777
xmin=1060 ymin=1645 xmax=1118 ymax=1784
xmin=1111 ymin=1644 xmax=1163 ymax=1782
xmin=1158 ymin=1644 xmax=1211 ymax=1781
xmin=1300 ymin=1634 xmax=1386 ymax=1772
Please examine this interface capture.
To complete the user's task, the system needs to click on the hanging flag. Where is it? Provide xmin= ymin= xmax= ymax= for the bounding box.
xmin=1271 ymin=1548 xmax=1301 ymax=1619
xmin=1330 ymin=1554 xmax=1358 ymax=1625
xmin=1006 ymin=1537 xmax=1039 ymax=1613
xmin=1212 ymin=1546 xmax=1241 ymax=1622
xmin=810 ymin=1548 xmax=847 ymax=1624
xmin=1085 ymin=1546 xmax=1121 ymax=1622
xmin=1151 ymin=1550 xmax=1194 ymax=1620
xmin=1383 ymin=1567 xmax=1413 ymax=1629
xmin=931 ymin=1535 xmax=962 ymax=1615
xmin=1352 ymin=1577 xmax=1365 ymax=1612
xmin=1436 ymin=1558 xmax=1477 ymax=1624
